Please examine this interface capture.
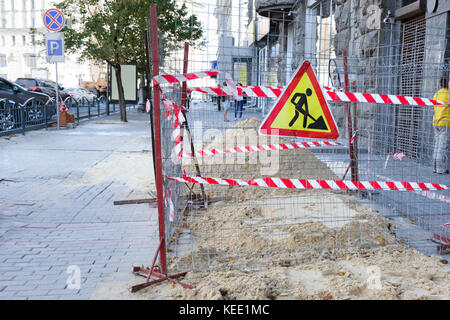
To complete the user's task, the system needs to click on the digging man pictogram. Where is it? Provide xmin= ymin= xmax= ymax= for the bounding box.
xmin=289 ymin=89 xmax=328 ymax=130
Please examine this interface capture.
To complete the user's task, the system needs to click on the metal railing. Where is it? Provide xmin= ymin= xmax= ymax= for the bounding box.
xmin=0 ymin=95 xmax=113 ymax=136
xmin=64 ymin=95 xmax=110 ymax=121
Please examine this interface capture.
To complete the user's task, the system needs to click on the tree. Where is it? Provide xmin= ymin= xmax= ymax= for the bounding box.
xmin=50 ymin=0 xmax=203 ymax=122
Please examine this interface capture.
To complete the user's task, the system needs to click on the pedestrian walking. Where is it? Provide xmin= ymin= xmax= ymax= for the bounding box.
xmin=432 ymin=77 xmax=449 ymax=174
xmin=234 ymin=82 xmax=244 ymax=120
xmin=223 ymin=82 xmax=230 ymax=122
xmin=186 ymin=92 xmax=191 ymax=110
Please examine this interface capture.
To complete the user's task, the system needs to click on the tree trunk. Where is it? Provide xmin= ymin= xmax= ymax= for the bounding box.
xmin=114 ymin=65 xmax=127 ymax=122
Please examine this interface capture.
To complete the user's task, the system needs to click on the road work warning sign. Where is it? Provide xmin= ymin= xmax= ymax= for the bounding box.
xmin=259 ymin=60 xmax=339 ymax=140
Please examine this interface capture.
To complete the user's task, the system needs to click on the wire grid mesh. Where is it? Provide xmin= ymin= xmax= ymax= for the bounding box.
xmin=154 ymin=0 xmax=450 ymax=274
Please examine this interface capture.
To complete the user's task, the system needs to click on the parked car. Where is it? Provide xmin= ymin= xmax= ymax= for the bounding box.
xmin=15 ymin=78 xmax=70 ymax=101
xmin=66 ymin=87 xmax=97 ymax=103
xmin=15 ymin=78 xmax=54 ymax=97
xmin=1 ymin=78 xmax=51 ymax=105
xmin=0 ymin=78 xmax=56 ymax=128
xmin=42 ymin=79 xmax=70 ymax=101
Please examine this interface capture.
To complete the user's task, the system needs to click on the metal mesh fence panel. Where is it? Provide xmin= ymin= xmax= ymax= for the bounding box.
xmin=153 ymin=0 xmax=449 ymax=276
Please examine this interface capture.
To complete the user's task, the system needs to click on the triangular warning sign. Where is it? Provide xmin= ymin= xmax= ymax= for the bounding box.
xmin=259 ymin=61 xmax=339 ymax=140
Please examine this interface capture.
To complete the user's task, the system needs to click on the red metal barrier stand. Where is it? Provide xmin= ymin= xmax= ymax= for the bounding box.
xmin=144 ymin=29 xmax=157 ymax=179
xmin=130 ymin=5 xmax=193 ymax=293
xmin=131 ymin=239 xmax=194 ymax=292
xmin=180 ymin=41 xmax=207 ymax=206
xmin=181 ymin=42 xmax=189 ymax=109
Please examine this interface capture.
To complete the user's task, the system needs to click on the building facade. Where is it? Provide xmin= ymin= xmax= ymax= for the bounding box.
xmin=249 ymin=0 xmax=449 ymax=164
xmin=0 ymin=0 xmax=99 ymax=88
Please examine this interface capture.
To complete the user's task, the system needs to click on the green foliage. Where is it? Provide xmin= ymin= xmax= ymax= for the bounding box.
xmin=50 ymin=0 xmax=203 ymax=72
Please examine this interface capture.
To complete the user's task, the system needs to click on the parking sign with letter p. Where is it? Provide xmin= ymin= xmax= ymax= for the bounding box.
xmin=45 ymin=32 xmax=65 ymax=63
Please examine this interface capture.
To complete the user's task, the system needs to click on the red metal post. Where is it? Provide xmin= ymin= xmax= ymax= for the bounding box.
xmin=149 ymin=4 xmax=167 ymax=274
xmin=181 ymin=42 xmax=189 ymax=109
xmin=179 ymin=42 xmax=207 ymax=205
xmin=342 ymin=51 xmax=357 ymax=182
xmin=144 ymin=30 xmax=157 ymax=181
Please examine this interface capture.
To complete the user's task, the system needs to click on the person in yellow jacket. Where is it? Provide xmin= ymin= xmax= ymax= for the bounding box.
xmin=432 ymin=78 xmax=449 ymax=174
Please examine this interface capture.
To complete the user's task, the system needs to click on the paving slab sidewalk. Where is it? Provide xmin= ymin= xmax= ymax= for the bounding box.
xmin=0 ymin=108 xmax=158 ymax=299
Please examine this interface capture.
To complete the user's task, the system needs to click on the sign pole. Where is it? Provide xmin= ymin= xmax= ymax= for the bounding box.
xmin=43 ymin=8 xmax=65 ymax=131
xmin=55 ymin=62 xmax=60 ymax=130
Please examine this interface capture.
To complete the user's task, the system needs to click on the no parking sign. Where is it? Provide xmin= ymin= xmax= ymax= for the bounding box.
xmin=43 ymin=8 xmax=65 ymax=32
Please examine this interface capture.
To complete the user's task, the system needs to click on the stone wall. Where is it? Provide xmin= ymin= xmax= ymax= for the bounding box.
xmin=333 ymin=0 xmax=396 ymax=144
xmin=289 ymin=1 xmax=307 ymax=73
xmin=420 ymin=12 xmax=449 ymax=164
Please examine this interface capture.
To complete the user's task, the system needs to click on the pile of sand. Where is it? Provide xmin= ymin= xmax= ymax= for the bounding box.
xmin=182 ymin=118 xmax=339 ymax=200
xmin=81 ymin=152 xmax=155 ymax=191
xmin=170 ymin=190 xmax=395 ymax=273
xmin=169 ymin=245 xmax=449 ymax=300
xmin=91 ymin=245 xmax=449 ymax=300
xmin=170 ymin=118 xmax=395 ymax=272
xmin=89 ymin=118 xmax=449 ymax=300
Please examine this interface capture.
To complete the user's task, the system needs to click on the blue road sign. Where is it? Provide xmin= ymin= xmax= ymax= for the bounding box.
xmin=45 ymin=32 xmax=65 ymax=63
xmin=43 ymin=9 xmax=65 ymax=32
xmin=47 ymin=40 xmax=63 ymax=56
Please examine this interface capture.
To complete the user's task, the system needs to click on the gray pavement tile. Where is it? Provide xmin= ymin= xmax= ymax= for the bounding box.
xmin=0 ymin=110 xmax=161 ymax=299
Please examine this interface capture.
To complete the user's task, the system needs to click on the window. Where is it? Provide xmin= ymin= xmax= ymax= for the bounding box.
xmin=2 ymin=19 xmax=6 ymax=28
xmin=0 ymin=79 xmax=13 ymax=92
xmin=395 ymin=15 xmax=427 ymax=159
xmin=22 ymin=35 xmax=26 ymax=46
xmin=22 ymin=0 xmax=26 ymax=10
xmin=31 ymin=0 xmax=34 ymax=9
xmin=25 ymin=55 xmax=36 ymax=68
xmin=0 ymin=1 xmax=5 ymax=12
xmin=1 ymin=36 xmax=5 ymax=46
xmin=16 ymin=78 xmax=37 ymax=87
xmin=12 ymin=36 xmax=16 ymax=46
xmin=10 ymin=0 xmax=14 ymax=11
xmin=0 ymin=55 xmax=6 ymax=68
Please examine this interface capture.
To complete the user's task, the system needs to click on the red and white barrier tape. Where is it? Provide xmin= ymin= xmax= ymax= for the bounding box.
xmin=152 ymin=70 xmax=442 ymax=106
xmin=182 ymin=141 xmax=343 ymax=158
xmin=59 ymin=98 xmax=68 ymax=112
xmin=350 ymin=130 xmax=358 ymax=144
xmin=384 ymin=152 xmax=405 ymax=169
xmin=370 ymin=172 xmax=450 ymax=204
xmin=225 ymin=78 xmax=239 ymax=100
xmin=168 ymin=175 xmax=450 ymax=192
xmin=162 ymin=98 xmax=185 ymax=158
xmin=156 ymin=70 xmax=239 ymax=105
xmin=164 ymin=186 xmax=175 ymax=222
xmin=189 ymin=86 xmax=443 ymax=107
xmin=154 ymin=71 xmax=220 ymax=85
